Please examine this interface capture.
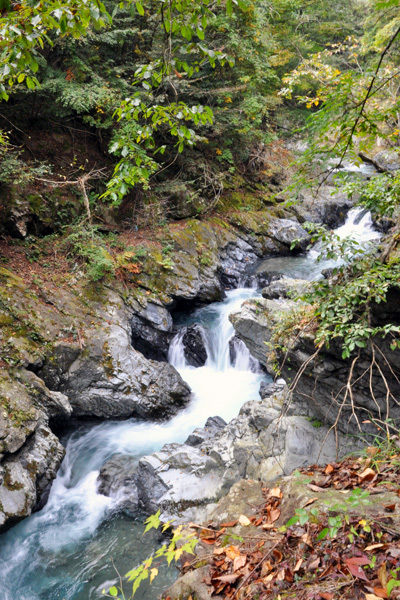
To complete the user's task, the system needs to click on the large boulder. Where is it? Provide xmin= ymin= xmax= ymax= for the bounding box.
xmin=372 ymin=149 xmax=400 ymax=172
xmin=181 ymin=324 xmax=208 ymax=368
xmin=39 ymin=293 xmax=191 ymax=419
xmin=130 ymin=301 xmax=173 ymax=361
xmin=96 ymin=388 xmax=357 ymax=522
xmin=262 ymin=278 xmax=311 ymax=300
xmin=229 ymin=297 xmax=294 ymax=369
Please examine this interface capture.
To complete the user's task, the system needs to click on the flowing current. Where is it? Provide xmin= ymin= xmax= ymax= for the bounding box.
xmin=0 ymin=207 xmax=380 ymax=599
xmin=0 ymin=288 xmax=268 ymax=600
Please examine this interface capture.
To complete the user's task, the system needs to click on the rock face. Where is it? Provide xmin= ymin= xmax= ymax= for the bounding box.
xmin=372 ymin=149 xmax=400 ymax=172
xmin=290 ymin=185 xmax=353 ymax=228
xmin=39 ymin=296 xmax=191 ymax=419
xmin=262 ymin=278 xmax=311 ymax=300
xmin=229 ymin=297 xmax=294 ymax=369
xmin=0 ymin=371 xmax=67 ymax=531
xmin=181 ymin=325 xmax=208 ymax=368
xmin=230 ymin=290 xmax=400 ymax=438
xmin=130 ymin=301 xmax=173 ymax=361
xmin=96 ymin=388 xmax=357 ymax=522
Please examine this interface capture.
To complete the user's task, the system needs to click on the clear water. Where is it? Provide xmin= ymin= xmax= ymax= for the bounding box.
xmin=0 ymin=207 xmax=380 ymax=600
xmin=256 ymin=208 xmax=381 ymax=282
xmin=0 ymin=289 xmax=268 ymax=600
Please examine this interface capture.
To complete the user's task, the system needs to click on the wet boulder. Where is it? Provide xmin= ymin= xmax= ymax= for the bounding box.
xmin=262 ymin=278 xmax=311 ymax=300
xmin=130 ymin=301 xmax=173 ymax=361
xmin=97 ymin=454 xmax=139 ymax=515
xmin=181 ymin=324 xmax=208 ymax=368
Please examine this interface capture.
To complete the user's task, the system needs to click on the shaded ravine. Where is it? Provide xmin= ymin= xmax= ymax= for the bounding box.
xmin=0 ymin=289 xmax=268 ymax=600
xmin=0 ymin=205 xmax=381 ymax=600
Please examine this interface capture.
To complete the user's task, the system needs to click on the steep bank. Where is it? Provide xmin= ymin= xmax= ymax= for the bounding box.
xmin=0 ymin=188 xmax=326 ymax=531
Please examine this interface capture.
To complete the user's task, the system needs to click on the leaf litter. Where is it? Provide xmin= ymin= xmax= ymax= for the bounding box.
xmin=174 ymin=453 xmax=400 ymax=600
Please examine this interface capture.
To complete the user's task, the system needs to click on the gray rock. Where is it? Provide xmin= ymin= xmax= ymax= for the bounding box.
xmin=268 ymin=218 xmax=310 ymax=251
xmin=39 ymin=293 xmax=191 ymax=419
xmin=97 ymin=390 xmax=356 ymax=522
xmin=229 ymin=297 xmax=295 ymax=369
xmin=181 ymin=324 xmax=208 ymax=368
xmin=262 ymin=278 xmax=311 ymax=300
xmin=130 ymin=302 xmax=173 ymax=361
xmin=0 ymin=422 xmax=64 ymax=532
xmin=372 ymin=149 xmax=400 ymax=172
xmin=97 ymin=454 xmax=139 ymax=514
xmin=185 ymin=416 xmax=227 ymax=446
xmin=219 ymin=238 xmax=259 ymax=288
xmin=291 ymin=186 xmax=353 ymax=228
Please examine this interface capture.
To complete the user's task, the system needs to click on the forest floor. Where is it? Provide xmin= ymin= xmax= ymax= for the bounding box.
xmin=170 ymin=445 xmax=400 ymax=600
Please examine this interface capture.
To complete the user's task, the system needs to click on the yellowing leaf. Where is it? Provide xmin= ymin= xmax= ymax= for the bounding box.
xmin=150 ymin=568 xmax=158 ymax=583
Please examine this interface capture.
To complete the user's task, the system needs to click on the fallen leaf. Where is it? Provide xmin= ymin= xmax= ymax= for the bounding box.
xmin=372 ymin=588 xmax=388 ymax=598
xmin=359 ymin=467 xmax=376 ymax=482
xmin=269 ymin=508 xmax=281 ymax=523
xmin=345 ymin=557 xmax=369 ymax=581
xmin=233 ymin=555 xmax=247 ymax=572
xmin=364 ymin=543 xmax=385 ymax=551
xmin=365 ymin=595 xmax=385 ymax=600
xmin=220 ymin=520 xmax=238 ymax=528
xmin=238 ymin=514 xmax=251 ymax=526
xmin=302 ymin=497 xmax=318 ymax=508
xmin=325 ymin=464 xmax=334 ymax=474
xmin=309 ymin=557 xmax=320 ymax=570
xmin=308 ymin=484 xmax=326 ymax=492
xmin=225 ymin=546 xmax=241 ymax=560
xmin=294 ymin=558 xmax=303 ymax=572
xmin=320 ymin=594 xmax=334 ymax=600
xmin=378 ymin=563 xmax=388 ymax=588
xmin=214 ymin=574 xmax=240 ymax=584
xmin=261 ymin=524 xmax=276 ymax=530
xmin=277 ymin=568 xmax=285 ymax=581
xmin=201 ymin=537 xmax=217 ymax=545
xmin=213 ymin=547 xmax=226 ymax=555
xmin=301 ymin=532 xmax=313 ymax=547
xmin=385 ymin=503 xmax=396 ymax=512
xmin=270 ymin=487 xmax=283 ymax=499
xmin=261 ymin=560 xmax=273 ymax=577
xmin=273 ymin=549 xmax=283 ymax=563
xmin=389 ymin=548 xmax=400 ymax=558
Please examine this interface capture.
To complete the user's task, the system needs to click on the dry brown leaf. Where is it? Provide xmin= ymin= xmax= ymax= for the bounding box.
xmin=269 ymin=508 xmax=281 ymax=523
xmin=365 ymin=543 xmax=385 ymax=551
xmin=225 ymin=545 xmax=241 ymax=560
xmin=385 ymin=503 xmax=396 ymax=512
xmin=378 ymin=563 xmax=388 ymax=588
xmin=270 ymin=487 xmax=283 ymax=499
xmin=320 ymin=594 xmax=334 ymax=600
xmin=309 ymin=557 xmax=320 ymax=570
xmin=365 ymin=595 xmax=384 ymax=600
xmin=302 ymin=497 xmax=318 ymax=508
xmin=277 ymin=568 xmax=285 ymax=581
xmin=238 ymin=514 xmax=251 ymax=526
xmin=213 ymin=547 xmax=226 ymax=555
xmin=359 ymin=467 xmax=376 ymax=482
xmin=261 ymin=523 xmax=276 ymax=530
xmin=301 ymin=532 xmax=313 ymax=547
xmin=372 ymin=587 xmax=388 ymax=598
xmin=325 ymin=464 xmax=334 ymax=474
xmin=366 ymin=446 xmax=380 ymax=457
xmin=220 ymin=520 xmax=238 ymax=528
xmin=294 ymin=559 xmax=303 ymax=572
xmin=263 ymin=572 xmax=275 ymax=583
xmin=233 ymin=555 xmax=247 ymax=572
xmin=261 ymin=560 xmax=273 ymax=577
xmin=214 ymin=573 xmax=240 ymax=584
xmin=308 ymin=484 xmax=326 ymax=492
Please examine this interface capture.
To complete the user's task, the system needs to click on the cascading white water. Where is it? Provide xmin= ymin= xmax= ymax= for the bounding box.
xmin=0 ymin=205 xmax=380 ymax=600
xmin=0 ymin=288 xmax=267 ymax=600
xmin=256 ymin=207 xmax=382 ymax=282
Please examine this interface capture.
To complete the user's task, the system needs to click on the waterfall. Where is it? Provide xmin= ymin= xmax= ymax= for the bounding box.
xmin=0 ymin=288 xmax=268 ymax=600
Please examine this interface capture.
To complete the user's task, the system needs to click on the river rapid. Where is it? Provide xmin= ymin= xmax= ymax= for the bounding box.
xmin=0 ymin=205 xmax=381 ymax=600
